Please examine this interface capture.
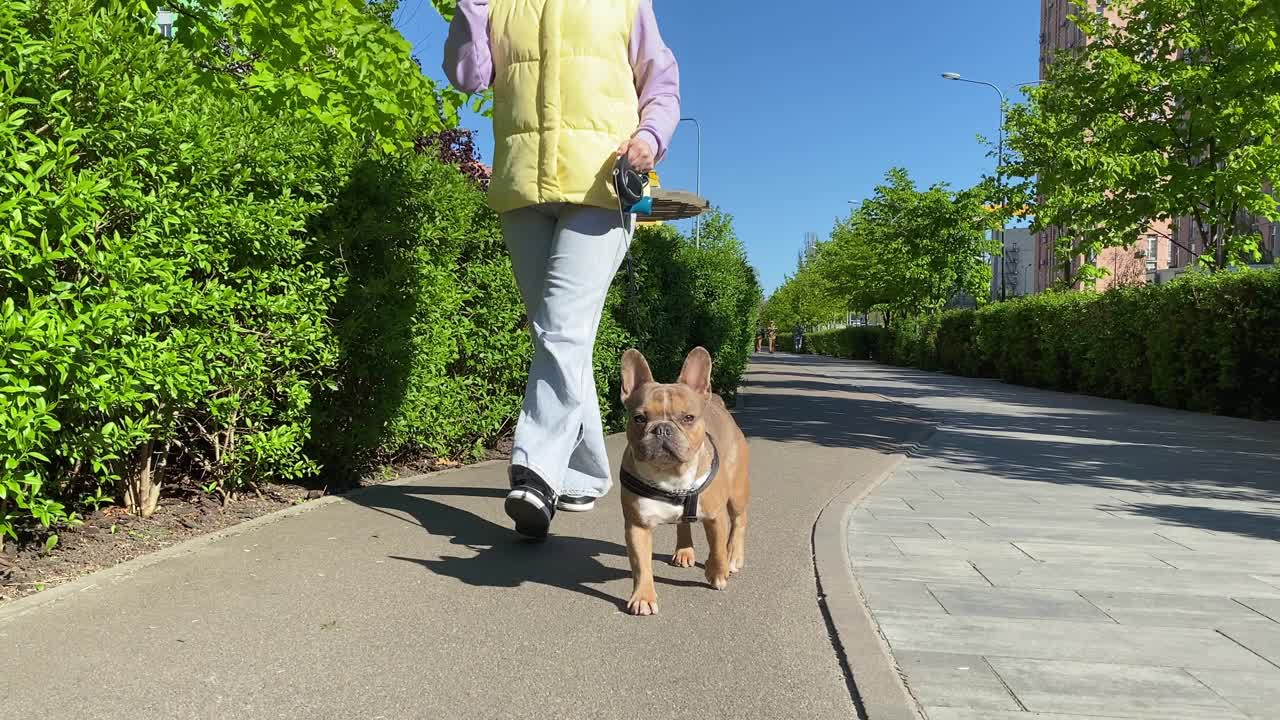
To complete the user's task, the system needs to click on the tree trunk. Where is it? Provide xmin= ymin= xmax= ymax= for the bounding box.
xmin=120 ymin=441 xmax=162 ymax=518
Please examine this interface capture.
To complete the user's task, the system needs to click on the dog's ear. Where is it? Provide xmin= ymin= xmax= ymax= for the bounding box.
xmin=620 ymin=349 xmax=654 ymax=404
xmin=677 ymin=347 xmax=713 ymax=397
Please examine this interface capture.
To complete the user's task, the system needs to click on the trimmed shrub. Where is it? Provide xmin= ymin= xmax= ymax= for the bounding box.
xmin=1 ymin=0 xmax=352 ymax=535
xmin=607 ymin=213 xmax=762 ymax=425
xmin=936 ymin=310 xmax=982 ymax=376
xmin=308 ymin=153 xmax=528 ymax=475
xmin=0 ymin=0 xmax=763 ymax=540
xmin=799 ymin=270 xmax=1280 ymax=420
xmin=1146 ymin=271 xmax=1280 ymax=418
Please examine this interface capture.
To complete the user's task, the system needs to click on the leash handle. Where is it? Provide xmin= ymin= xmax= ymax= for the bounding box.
xmin=614 ymin=155 xmax=642 ymax=306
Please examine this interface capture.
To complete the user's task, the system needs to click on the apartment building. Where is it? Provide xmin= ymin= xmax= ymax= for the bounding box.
xmin=1035 ymin=0 xmax=1173 ymax=291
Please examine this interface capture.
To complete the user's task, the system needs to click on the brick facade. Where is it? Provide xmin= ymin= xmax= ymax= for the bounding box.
xmin=1035 ymin=0 xmax=1173 ymax=291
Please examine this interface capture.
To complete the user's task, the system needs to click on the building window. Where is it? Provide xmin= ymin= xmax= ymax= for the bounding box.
xmin=1146 ymin=235 xmax=1158 ymax=271
xmin=159 ymin=23 xmax=173 ymax=38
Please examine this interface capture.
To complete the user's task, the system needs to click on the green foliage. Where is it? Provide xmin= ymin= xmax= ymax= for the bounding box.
xmin=803 ymin=326 xmax=888 ymax=362
xmin=0 ymin=0 xmax=759 ymax=541
xmin=1 ymin=0 xmax=351 ymax=538
xmin=820 ymin=169 xmax=998 ymax=320
xmin=1146 ymin=271 xmax=1280 ymax=417
xmin=765 ymin=169 xmax=998 ymax=331
xmin=609 ymin=212 xmax=762 ymax=425
xmin=125 ymin=0 xmax=458 ymax=150
xmin=308 ymin=153 xmax=528 ymax=474
xmin=1004 ymin=0 xmax=1280 ymax=278
xmin=802 ymin=271 xmax=1280 ymax=420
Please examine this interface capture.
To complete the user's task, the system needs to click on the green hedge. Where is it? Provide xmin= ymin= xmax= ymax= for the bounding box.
xmin=612 ymin=214 xmax=760 ymax=424
xmin=2 ymin=0 xmax=353 ymax=535
xmin=0 ymin=0 xmax=760 ymax=540
xmin=800 ymin=270 xmax=1280 ymax=419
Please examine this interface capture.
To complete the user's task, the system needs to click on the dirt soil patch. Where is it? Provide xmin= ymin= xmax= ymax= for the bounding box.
xmin=0 ymin=439 xmax=513 ymax=605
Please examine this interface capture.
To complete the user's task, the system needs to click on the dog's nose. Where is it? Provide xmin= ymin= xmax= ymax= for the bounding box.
xmin=653 ymin=422 xmax=675 ymax=438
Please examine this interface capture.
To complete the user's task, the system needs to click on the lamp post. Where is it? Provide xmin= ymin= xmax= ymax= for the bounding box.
xmin=679 ymin=117 xmax=703 ymax=248
xmin=942 ymin=72 xmax=1011 ymax=300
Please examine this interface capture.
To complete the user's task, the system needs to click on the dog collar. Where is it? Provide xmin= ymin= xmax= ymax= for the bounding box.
xmin=620 ymin=435 xmax=720 ymax=524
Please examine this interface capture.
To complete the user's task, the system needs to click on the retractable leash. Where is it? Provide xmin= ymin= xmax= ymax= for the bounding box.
xmin=611 ymin=152 xmax=711 ymax=303
xmin=613 ymin=153 xmax=651 ymax=305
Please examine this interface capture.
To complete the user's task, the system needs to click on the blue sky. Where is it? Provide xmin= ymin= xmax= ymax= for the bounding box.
xmin=397 ymin=1 xmax=1040 ymax=293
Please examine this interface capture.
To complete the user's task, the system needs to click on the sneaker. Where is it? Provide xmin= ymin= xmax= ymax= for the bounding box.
xmin=556 ymin=495 xmax=596 ymax=512
xmin=505 ymin=466 xmax=556 ymax=539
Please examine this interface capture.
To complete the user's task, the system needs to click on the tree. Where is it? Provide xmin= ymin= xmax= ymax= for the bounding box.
xmin=763 ymin=262 xmax=843 ymax=330
xmin=125 ymin=0 xmax=463 ymax=150
xmin=815 ymin=169 xmax=999 ymax=324
xmin=1004 ymin=0 xmax=1280 ymax=279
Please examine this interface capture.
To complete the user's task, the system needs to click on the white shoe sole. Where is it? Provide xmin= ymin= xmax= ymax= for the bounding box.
xmin=505 ymin=488 xmax=552 ymax=538
xmin=556 ymin=498 xmax=596 ymax=512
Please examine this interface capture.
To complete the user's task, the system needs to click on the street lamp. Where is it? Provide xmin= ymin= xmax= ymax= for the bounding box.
xmin=679 ymin=117 xmax=703 ymax=248
xmin=942 ymin=72 xmax=1009 ymax=300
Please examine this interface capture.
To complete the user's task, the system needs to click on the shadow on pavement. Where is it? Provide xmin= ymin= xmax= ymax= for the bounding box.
xmin=739 ymin=354 xmax=934 ymax=455
xmin=349 ymin=483 xmax=705 ymax=611
xmin=778 ymin=355 xmax=1280 ymax=543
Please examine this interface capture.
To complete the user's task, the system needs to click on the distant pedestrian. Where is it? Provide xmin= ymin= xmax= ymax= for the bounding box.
xmin=793 ymin=324 xmax=804 ymax=353
xmin=755 ymin=325 xmax=765 ymax=353
xmin=767 ymin=321 xmax=777 ymax=354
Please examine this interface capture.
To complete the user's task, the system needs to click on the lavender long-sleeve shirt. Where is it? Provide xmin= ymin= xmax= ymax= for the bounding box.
xmin=443 ymin=0 xmax=681 ymax=161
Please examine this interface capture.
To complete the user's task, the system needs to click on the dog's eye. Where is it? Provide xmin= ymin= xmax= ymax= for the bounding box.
xmin=633 ymin=414 xmax=647 ymax=424
xmin=682 ymin=414 xmax=696 ymax=424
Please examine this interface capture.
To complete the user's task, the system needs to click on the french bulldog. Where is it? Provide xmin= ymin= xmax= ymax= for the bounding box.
xmin=618 ymin=347 xmax=751 ymax=616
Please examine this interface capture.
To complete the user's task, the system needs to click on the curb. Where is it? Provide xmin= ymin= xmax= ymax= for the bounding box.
xmin=0 ymin=458 xmax=507 ymax=624
xmin=811 ymin=394 xmax=938 ymax=720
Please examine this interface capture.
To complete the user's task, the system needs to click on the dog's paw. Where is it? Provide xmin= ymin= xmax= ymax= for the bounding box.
xmin=705 ymin=563 xmax=730 ymax=590
xmin=728 ymin=548 xmax=745 ymax=574
xmin=627 ymin=587 xmax=659 ymax=616
xmin=671 ymin=547 xmax=696 ymax=568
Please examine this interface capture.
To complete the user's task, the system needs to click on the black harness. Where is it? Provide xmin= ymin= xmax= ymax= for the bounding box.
xmin=620 ymin=436 xmax=720 ymax=524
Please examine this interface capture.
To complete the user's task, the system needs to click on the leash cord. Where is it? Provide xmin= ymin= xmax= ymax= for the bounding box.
xmin=614 ymin=166 xmax=638 ymax=307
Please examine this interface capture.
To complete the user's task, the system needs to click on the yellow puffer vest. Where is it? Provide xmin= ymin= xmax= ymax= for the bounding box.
xmin=487 ymin=0 xmax=641 ymax=213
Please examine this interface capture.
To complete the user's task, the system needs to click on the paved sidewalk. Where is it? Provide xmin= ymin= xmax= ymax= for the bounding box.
xmin=833 ymin=362 xmax=1280 ymax=720
xmin=1 ymin=355 xmax=921 ymax=720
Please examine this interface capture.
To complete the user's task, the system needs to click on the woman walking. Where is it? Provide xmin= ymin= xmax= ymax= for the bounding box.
xmin=444 ymin=0 xmax=681 ymax=538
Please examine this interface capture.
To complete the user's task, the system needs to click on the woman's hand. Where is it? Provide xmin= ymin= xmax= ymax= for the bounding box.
xmin=616 ymin=137 xmax=655 ymax=174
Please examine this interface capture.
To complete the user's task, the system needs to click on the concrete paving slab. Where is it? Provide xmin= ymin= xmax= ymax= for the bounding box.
xmin=836 ymin=361 xmax=1280 ymax=720
xmin=928 ymin=586 xmax=1114 ymax=622
xmin=1216 ymin=620 xmax=1280 ymax=666
xmin=889 ymin=538 xmax=1034 ymax=563
xmin=1079 ymin=591 xmax=1275 ymax=628
xmin=974 ymin=563 xmax=1280 ymax=598
xmin=1252 ymin=575 xmax=1280 ymax=590
xmin=862 ymin=496 xmax=918 ymax=512
xmin=876 ymin=607 xmax=1273 ymax=669
xmin=856 ymin=578 xmax=947 ymax=616
xmin=1012 ymin=542 xmax=1171 ymax=568
xmin=850 ymin=556 xmax=992 ymax=584
xmin=1152 ymin=552 xmax=1280 ymax=575
xmin=985 ymin=657 xmax=1249 ymax=719
xmin=1234 ymin=597 xmax=1280 ymax=623
xmin=894 ymin=651 xmax=1021 ymax=711
xmin=930 ymin=524 xmax=1190 ymax=547
xmin=1187 ymin=668 xmax=1280 ymax=719
xmin=848 ymin=532 xmax=906 ymax=558
xmin=849 ymin=517 xmax=949 ymax=538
